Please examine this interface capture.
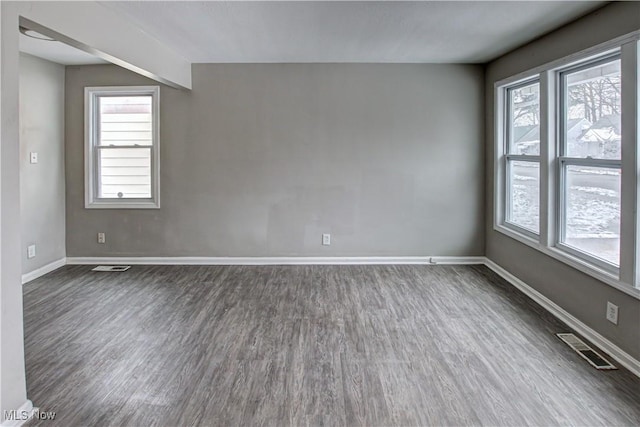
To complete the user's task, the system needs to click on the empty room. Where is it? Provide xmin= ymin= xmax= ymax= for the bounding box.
xmin=1 ymin=1 xmax=640 ymax=426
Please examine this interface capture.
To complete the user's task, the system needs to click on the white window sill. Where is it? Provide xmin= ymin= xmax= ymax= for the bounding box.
xmin=494 ymin=223 xmax=640 ymax=300
xmin=85 ymin=200 xmax=160 ymax=209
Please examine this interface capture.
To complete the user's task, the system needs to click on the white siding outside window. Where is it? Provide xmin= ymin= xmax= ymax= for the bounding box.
xmin=85 ymin=86 xmax=160 ymax=208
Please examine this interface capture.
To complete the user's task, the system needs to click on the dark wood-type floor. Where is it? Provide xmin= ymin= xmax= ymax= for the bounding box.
xmin=23 ymin=264 xmax=640 ymax=426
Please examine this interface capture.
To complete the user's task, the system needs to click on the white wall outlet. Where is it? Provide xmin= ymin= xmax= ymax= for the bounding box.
xmin=29 ymin=152 xmax=38 ymax=164
xmin=606 ymin=302 xmax=618 ymax=325
xmin=322 ymin=233 xmax=331 ymax=246
xmin=27 ymin=244 xmax=36 ymax=259
xmin=97 ymin=232 xmax=106 ymax=244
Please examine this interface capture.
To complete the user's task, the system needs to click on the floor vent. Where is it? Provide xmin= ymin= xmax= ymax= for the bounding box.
xmin=92 ymin=265 xmax=131 ymax=272
xmin=556 ymin=333 xmax=617 ymax=370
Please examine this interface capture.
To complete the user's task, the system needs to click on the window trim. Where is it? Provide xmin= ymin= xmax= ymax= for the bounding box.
xmin=494 ymin=32 xmax=640 ymax=300
xmin=84 ymin=86 xmax=160 ymax=209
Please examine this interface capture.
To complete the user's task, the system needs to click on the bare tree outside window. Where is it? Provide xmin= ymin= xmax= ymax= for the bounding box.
xmin=561 ymin=58 xmax=621 ymax=266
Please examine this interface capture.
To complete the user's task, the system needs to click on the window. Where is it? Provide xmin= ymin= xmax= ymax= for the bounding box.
xmin=558 ymin=56 xmax=621 ymax=269
xmin=505 ymin=81 xmax=541 ymax=235
xmin=85 ymin=86 xmax=160 ymax=208
xmin=494 ymin=34 xmax=639 ymax=296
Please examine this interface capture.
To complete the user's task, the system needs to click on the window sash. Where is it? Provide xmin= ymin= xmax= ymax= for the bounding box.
xmin=556 ymin=54 xmax=623 ymax=273
xmin=557 ymin=158 xmax=621 ymax=272
xmin=505 ymin=157 xmax=540 ymax=237
xmin=506 ymin=79 xmax=540 ymax=156
xmin=503 ymin=78 xmax=541 ymax=238
xmin=93 ymin=145 xmax=154 ymax=201
xmin=559 ymin=53 xmax=621 ymax=159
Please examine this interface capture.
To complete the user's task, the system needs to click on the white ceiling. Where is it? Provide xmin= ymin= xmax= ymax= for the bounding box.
xmin=19 ymin=31 xmax=106 ymax=65
xmin=19 ymin=1 xmax=606 ymax=66
xmin=100 ymin=1 xmax=606 ymax=64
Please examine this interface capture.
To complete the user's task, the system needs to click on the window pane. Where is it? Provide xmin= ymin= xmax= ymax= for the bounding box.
xmin=507 ymin=160 xmax=540 ymax=233
xmin=98 ymin=147 xmax=151 ymax=198
xmin=509 ymin=82 xmax=540 ymax=155
xmin=564 ymin=59 xmax=621 ymax=159
xmin=563 ymin=165 xmax=620 ymax=265
xmin=99 ymin=96 xmax=153 ymax=146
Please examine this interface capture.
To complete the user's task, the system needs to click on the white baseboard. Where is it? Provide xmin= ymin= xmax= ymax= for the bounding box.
xmin=484 ymin=258 xmax=640 ymax=378
xmin=21 ymin=258 xmax=66 ymax=284
xmin=1 ymin=400 xmax=35 ymax=426
xmin=65 ymin=255 xmax=486 ymax=266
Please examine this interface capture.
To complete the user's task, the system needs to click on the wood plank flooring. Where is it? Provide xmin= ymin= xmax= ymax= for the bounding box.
xmin=23 ymin=265 xmax=640 ymax=426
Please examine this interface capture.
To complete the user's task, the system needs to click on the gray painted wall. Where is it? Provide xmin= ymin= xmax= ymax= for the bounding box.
xmin=65 ymin=63 xmax=484 ymax=257
xmin=485 ymin=2 xmax=640 ymax=360
xmin=20 ymin=53 xmax=66 ymax=275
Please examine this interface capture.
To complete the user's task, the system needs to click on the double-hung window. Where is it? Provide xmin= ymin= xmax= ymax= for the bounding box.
xmin=494 ymin=34 xmax=639 ymax=296
xmin=85 ymin=86 xmax=160 ymax=209
xmin=504 ymin=80 xmax=541 ymax=236
xmin=558 ymin=55 xmax=621 ymax=270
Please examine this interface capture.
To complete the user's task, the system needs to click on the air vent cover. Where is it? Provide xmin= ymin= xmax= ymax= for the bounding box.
xmin=92 ymin=265 xmax=131 ymax=272
xmin=556 ymin=333 xmax=617 ymax=370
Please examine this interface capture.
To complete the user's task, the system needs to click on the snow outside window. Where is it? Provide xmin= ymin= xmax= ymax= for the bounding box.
xmin=558 ymin=56 xmax=621 ymax=268
xmin=505 ymin=80 xmax=541 ymax=235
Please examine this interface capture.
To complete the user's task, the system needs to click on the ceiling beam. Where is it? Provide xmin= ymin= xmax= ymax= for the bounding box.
xmin=18 ymin=1 xmax=191 ymax=90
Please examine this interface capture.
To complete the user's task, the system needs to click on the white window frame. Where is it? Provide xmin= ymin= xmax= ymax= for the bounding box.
xmin=503 ymin=78 xmax=541 ymax=239
xmin=494 ymin=32 xmax=640 ymax=300
xmin=84 ymin=86 xmax=160 ymax=209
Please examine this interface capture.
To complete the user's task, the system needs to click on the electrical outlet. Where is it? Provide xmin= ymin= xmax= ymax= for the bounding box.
xmin=322 ymin=233 xmax=331 ymax=246
xmin=30 ymin=152 xmax=38 ymax=164
xmin=606 ymin=302 xmax=618 ymax=325
xmin=97 ymin=232 xmax=106 ymax=244
xmin=27 ymin=244 xmax=36 ymax=259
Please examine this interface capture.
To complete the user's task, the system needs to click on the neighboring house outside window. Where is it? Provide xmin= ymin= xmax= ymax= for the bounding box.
xmin=558 ymin=57 xmax=621 ymax=269
xmin=504 ymin=80 xmax=541 ymax=235
xmin=84 ymin=86 xmax=160 ymax=209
